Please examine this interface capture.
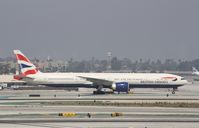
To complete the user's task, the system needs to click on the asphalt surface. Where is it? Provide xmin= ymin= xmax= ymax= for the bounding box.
xmin=1 ymin=122 xmax=199 ymax=128
xmin=1 ymin=81 xmax=199 ymax=127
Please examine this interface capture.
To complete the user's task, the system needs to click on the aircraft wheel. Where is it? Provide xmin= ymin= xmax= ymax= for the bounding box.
xmin=93 ymin=91 xmax=97 ymax=94
xmin=93 ymin=90 xmax=105 ymax=94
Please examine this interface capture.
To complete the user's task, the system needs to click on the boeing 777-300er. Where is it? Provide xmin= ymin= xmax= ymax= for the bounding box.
xmin=13 ymin=50 xmax=188 ymax=94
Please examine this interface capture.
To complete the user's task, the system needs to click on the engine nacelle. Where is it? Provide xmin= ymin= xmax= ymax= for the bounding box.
xmin=112 ymin=82 xmax=129 ymax=92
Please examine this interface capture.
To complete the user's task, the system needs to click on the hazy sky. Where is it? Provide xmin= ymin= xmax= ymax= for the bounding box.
xmin=0 ymin=0 xmax=198 ymax=61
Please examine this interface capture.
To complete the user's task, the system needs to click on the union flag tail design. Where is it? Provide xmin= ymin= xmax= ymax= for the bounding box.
xmin=13 ymin=50 xmax=40 ymax=76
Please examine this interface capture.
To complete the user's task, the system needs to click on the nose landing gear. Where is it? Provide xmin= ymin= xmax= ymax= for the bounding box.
xmin=172 ymin=88 xmax=178 ymax=94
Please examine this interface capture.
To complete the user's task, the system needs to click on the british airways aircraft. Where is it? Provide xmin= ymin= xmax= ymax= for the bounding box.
xmin=13 ymin=50 xmax=188 ymax=94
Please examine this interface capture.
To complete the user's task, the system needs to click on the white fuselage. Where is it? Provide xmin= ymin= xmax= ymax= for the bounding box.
xmin=24 ymin=73 xmax=187 ymax=89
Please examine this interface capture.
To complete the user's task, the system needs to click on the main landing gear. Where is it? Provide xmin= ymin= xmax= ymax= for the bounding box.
xmin=93 ymin=90 xmax=106 ymax=94
xmin=93 ymin=85 xmax=106 ymax=94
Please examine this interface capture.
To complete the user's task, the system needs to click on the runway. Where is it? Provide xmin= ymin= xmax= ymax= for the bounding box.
xmin=0 ymin=105 xmax=199 ymax=127
xmin=1 ymin=122 xmax=199 ymax=128
xmin=1 ymin=118 xmax=199 ymax=123
xmin=1 ymin=105 xmax=199 ymax=128
xmin=0 ymin=82 xmax=199 ymax=127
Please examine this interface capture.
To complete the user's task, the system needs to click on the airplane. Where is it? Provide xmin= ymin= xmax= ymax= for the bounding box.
xmin=192 ymin=67 xmax=199 ymax=81
xmin=13 ymin=50 xmax=188 ymax=94
xmin=192 ymin=67 xmax=199 ymax=75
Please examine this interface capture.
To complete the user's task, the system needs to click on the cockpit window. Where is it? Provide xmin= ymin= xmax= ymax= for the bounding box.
xmin=181 ymin=77 xmax=185 ymax=80
xmin=172 ymin=78 xmax=178 ymax=81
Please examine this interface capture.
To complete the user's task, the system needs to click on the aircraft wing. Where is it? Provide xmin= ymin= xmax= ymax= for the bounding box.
xmin=78 ymin=76 xmax=113 ymax=86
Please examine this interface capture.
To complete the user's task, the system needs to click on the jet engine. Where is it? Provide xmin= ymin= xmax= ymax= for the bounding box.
xmin=112 ymin=82 xmax=129 ymax=93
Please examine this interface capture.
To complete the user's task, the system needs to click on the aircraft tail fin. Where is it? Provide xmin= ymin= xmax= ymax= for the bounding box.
xmin=192 ymin=67 xmax=199 ymax=75
xmin=13 ymin=50 xmax=41 ymax=76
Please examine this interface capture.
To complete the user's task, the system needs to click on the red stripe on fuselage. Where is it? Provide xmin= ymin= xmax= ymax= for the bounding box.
xmin=16 ymin=54 xmax=30 ymax=63
xmin=23 ymin=69 xmax=38 ymax=76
